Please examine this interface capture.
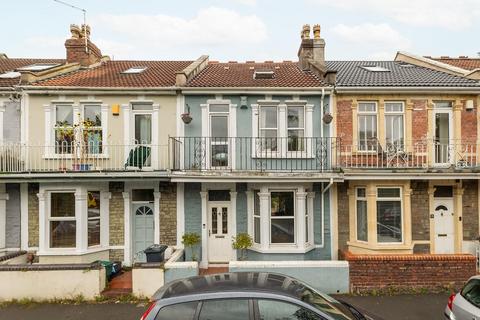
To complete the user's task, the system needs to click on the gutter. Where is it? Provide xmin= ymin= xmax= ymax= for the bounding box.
xmin=335 ymin=86 xmax=480 ymax=94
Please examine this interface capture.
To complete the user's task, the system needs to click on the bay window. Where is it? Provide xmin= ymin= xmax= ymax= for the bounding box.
xmin=385 ymin=102 xmax=404 ymax=148
xmin=87 ymin=191 xmax=101 ymax=247
xmin=49 ymin=192 xmax=76 ymax=248
xmin=355 ymin=187 xmax=368 ymax=242
xmin=270 ymin=192 xmax=295 ymax=244
xmin=357 ymin=102 xmax=377 ymax=151
xmin=253 ymin=190 xmax=261 ymax=244
xmin=376 ymin=187 xmax=402 ymax=243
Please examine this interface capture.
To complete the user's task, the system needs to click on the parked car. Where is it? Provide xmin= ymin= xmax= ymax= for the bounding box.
xmin=445 ymin=275 xmax=480 ymax=319
xmin=140 ymin=272 xmax=377 ymax=320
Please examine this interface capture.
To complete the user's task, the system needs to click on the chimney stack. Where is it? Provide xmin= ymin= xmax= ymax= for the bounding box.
xmin=65 ymin=24 xmax=103 ymax=67
xmin=298 ymin=23 xmax=327 ymax=79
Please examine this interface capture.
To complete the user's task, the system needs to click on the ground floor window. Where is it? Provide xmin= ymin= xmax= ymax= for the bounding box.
xmin=270 ymin=191 xmax=295 ymax=244
xmin=253 ymin=190 xmax=261 ymax=244
xmin=87 ymin=191 xmax=101 ymax=247
xmin=376 ymin=187 xmax=402 ymax=243
xmin=49 ymin=192 xmax=76 ymax=248
xmin=356 ymin=187 xmax=368 ymax=242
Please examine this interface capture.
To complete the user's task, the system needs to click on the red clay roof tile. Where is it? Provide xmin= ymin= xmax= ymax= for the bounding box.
xmin=431 ymin=57 xmax=480 ymax=71
xmin=0 ymin=58 xmax=65 ymax=88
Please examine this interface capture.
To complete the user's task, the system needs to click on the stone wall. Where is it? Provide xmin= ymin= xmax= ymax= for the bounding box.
xmin=463 ymin=180 xmax=478 ymax=241
xmin=344 ymin=251 xmax=476 ymax=293
xmin=159 ymin=182 xmax=177 ymax=246
xmin=28 ymin=183 xmax=39 ymax=248
xmin=337 ymin=182 xmax=349 ymax=252
xmin=109 ymin=182 xmax=124 ymax=246
xmin=109 ymin=249 xmax=124 ymax=262
xmin=411 ymin=181 xmax=429 ymax=242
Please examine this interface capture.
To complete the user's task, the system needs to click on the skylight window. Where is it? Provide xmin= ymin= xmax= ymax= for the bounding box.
xmin=0 ymin=71 xmax=21 ymax=78
xmin=122 ymin=67 xmax=147 ymax=74
xmin=360 ymin=65 xmax=390 ymax=72
xmin=254 ymin=70 xmax=275 ymax=79
xmin=17 ymin=63 xmax=60 ymax=71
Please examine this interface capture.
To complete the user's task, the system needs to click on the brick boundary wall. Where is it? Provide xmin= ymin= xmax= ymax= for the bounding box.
xmin=343 ymin=251 xmax=477 ymax=293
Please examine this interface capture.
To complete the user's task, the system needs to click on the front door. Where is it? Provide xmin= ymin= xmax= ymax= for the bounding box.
xmin=433 ymin=199 xmax=455 ymax=254
xmin=434 ymin=109 xmax=452 ymax=165
xmin=207 ymin=202 xmax=232 ymax=262
xmin=133 ymin=203 xmax=155 ymax=262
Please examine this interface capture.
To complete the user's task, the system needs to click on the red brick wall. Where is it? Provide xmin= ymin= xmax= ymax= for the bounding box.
xmin=336 ymin=99 xmax=353 ymax=145
xmin=411 ymin=99 xmax=428 ymax=141
xmin=461 ymin=99 xmax=478 ymax=142
xmin=344 ymin=251 xmax=476 ymax=293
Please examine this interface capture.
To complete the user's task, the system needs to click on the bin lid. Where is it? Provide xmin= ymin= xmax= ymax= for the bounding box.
xmin=144 ymin=244 xmax=168 ymax=254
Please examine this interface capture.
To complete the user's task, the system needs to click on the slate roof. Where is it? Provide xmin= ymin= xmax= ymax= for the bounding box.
xmin=0 ymin=58 xmax=65 ymax=88
xmin=430 ymin=57 xmax=480 ymax=71
xmin=326 ymin=61 xmax=480 ymax=87
xmin=33 ymin=60 xmax=193 ymax=88
xmin=186 ymin=61 xmax=326 ymax=88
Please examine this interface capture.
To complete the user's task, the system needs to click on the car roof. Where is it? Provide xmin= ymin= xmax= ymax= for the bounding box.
xmin=153 ymin=272 xmax=316 ymax=301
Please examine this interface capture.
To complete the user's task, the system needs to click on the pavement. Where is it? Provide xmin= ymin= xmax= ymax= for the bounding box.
xmin=0 ymin=293 xmax=451 ymax=320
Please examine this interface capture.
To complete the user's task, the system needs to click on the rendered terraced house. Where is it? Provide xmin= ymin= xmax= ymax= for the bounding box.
xmin=0 ymin=25 xmax=204 ymax=266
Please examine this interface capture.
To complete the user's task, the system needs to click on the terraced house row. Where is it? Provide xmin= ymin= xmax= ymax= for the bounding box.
xmin=0 ymin=23 xmax=480 ymax=296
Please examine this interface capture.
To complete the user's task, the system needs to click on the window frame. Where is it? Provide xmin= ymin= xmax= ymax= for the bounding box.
xmin=258 ymin=105 xmax=279 ymax=153
xmin=53 ymin=104 xmax=75 ymax=154
xmin=253 ymin=189 xmax=261 ymax=245
xmin=82 ymin=104 xmax=104 ymax=155
xmin=376 ymin=186 xmax=403 ymax=244
xmin=355 ymin=187 xmax=368 ymax=243
xmin=286 ymin=105 xmax=306 ymax=153
xmin=357 ymin=101 xmax=378 ymax=152
xmin=48 ymin=191 xmax=77 ymax=249
xmin=208 ymin=105 xmax=230 ymax=168
xmin=270 ymin=190 xmax=296 ymax=245
xmin=87 ymin=190 xmax=101 ymax=248
xmin=384 ymin=101 xmax=405 ymax=148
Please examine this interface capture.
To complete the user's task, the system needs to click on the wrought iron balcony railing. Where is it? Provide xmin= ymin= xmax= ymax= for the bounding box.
xmin=169 ymin=137 xmax=341 ymax=172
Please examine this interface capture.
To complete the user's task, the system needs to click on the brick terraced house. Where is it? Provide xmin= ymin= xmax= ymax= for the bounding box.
xmin=0 ymin=23 xmax=479 ymax=297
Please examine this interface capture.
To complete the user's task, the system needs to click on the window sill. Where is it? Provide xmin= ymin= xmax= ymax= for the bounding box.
xmin=37 ymin=247 xmax=109 ymax=256
xmin=347 ymin=241 xmax=414 ymax=254
xmin=249 ymin=243 xmax=315 ymax=254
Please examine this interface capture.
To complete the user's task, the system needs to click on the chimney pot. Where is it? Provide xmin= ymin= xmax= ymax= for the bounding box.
xmin=70 ymin=24 xmax=81 ymax=39
xmin=302 ymin=24 xmax=311 ymax=39
xmin=313 ymin=24 xmax=321 ymax=39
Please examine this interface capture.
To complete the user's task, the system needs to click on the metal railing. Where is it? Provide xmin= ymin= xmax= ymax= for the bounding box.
xmin=170 ymin=137 xmax=341 ymax=172
xmin=0 ymin=142 xmax=170 ymax=173
xmin=340 ymin=139 xmax=480 ymax=169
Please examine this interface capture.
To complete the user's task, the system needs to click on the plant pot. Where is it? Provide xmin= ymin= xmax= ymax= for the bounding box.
xmin=323 ymin=112 xmax=333 ymax=124
xmin=72 ymin=163 xmax=92 ymax=171
xmin=181 ymin=113 xmax=192 ymax=124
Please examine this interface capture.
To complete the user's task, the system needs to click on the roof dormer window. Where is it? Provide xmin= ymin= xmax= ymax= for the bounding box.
xmin=122 ymin=66 xmax=147 ymax=74
xmin=360 ymin=65 xmax=390 ymax=72
xmin=254 ymin=70 xmax=275 ymax=79
xmin=0 ymin=71 xmax=21 ymax=78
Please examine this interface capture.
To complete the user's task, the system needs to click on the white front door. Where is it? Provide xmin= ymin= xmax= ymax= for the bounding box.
xmin=207 ymin=202 xmax=232 ymax=262
xmin=433 ymin=199 xmax=455 ymax=254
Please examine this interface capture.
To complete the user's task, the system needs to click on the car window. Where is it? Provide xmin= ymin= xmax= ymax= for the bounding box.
xmin=461 ymin=279 xmax=480 ymax=308
xmin=257 ymin=299 xmax=322 ymax=320
xmin=155 ymin=301 xmax=198 ymax=320
xmin=199 ymin=299 xmax=250 ymax=320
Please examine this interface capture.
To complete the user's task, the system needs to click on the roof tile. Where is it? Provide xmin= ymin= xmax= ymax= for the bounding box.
xmin=0 ymin=58 xmax=65 ymax=88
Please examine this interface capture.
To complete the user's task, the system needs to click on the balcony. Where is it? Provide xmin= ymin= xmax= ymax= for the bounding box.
xmin=170 ymin=137 xmax=340 ymax=172
xmin=340 ymin=139 xmax=480 ymax=170
xmin=0 ymin=142 xmax=170 ymax=175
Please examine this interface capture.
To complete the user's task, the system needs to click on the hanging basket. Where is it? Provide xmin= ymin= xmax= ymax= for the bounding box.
xmin=181 ymin=113 xmax=192 ymax=124
xmin=323 ymin=112 xmax=333 ymax=124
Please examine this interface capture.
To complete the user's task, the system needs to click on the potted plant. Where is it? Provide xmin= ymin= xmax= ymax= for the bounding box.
xmin=181 ymin=112 xmax=192 ymax=124
xmin=182 ymin=232 xmax=201 ymax=261
xmin=323 ymin=112 xmax=333 ymax=124
xmin=232 ymin=233 xmax=253 ymax=261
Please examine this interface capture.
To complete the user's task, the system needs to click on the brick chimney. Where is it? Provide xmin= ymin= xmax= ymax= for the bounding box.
xmin=65 ymin=24 xmax=102 ymax=67
xmin=298 ymin=24 xmax=328 ymax=79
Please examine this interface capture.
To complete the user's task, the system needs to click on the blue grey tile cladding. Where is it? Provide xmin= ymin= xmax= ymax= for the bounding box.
xmin=6 ymin=184 xmax=21 ymax=248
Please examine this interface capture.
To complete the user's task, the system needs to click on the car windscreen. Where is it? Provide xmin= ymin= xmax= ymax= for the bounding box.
xmin=461 ymin=279 xmax=480 ymax=308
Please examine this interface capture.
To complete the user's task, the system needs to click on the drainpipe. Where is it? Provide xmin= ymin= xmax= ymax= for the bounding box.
xmin=320 ymin=88 xmax=325 ymax=138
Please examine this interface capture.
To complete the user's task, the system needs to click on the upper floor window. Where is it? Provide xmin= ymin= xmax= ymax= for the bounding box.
xmin=83 ymin=105 xmax=103 ymax=154
xmin=357 ymin=102 xmax=377 ymax=151
xmin=259 ymin=106 xmax=278 ymax=152
xmin=385 ymin=102 xmax=404 ymax=148
xmin=54 ymin=105 xmax=74 ymax=153
xmin=287 ymin=106 xmax=305 ymax=152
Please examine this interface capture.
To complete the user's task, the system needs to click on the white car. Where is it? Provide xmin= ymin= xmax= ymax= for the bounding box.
xmin=445 ymin=275 xmax=480 ymax=319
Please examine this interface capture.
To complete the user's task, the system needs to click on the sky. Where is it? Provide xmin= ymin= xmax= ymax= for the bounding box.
xmin=2 ymin=0 xmax=480 ymax=62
